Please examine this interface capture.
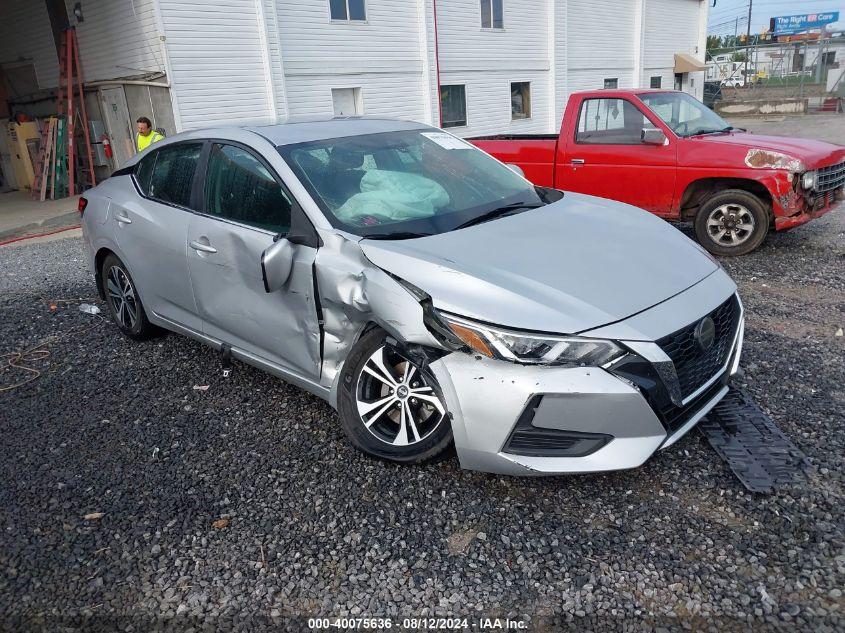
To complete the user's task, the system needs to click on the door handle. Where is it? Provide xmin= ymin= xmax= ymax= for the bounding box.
xmin=570 ymin=158 xmax=586 ymax=165
xmin=189 ymin=240 xmax=217 ymax=254
xmin=115 ymin=212 xmax=132 ymax=224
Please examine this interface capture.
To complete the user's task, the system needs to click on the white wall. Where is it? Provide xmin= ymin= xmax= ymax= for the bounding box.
xmin=566 ymin=0 xmax=639 ymax=93
xmin=643 ymin=0 xmax=705 ymax=97
xmin=71 ymin=0 xmax=165 ymax=82
xmin=276 ymin=0 xmax=427 ymax=123
xmin=436 ymin=0 xmax=551 ymax=136
xmin=157 ymin=0 xmax=276 ymax=129
xmin=0 ymin=0 xmax=59 ymax=90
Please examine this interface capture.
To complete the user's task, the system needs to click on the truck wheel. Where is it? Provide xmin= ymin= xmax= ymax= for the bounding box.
xmin=694 ymin=189 xmax=769 ymax=257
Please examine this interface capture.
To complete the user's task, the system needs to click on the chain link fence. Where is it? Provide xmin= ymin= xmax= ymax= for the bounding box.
xmin=706 ymin=40 xmax=845 ymax=114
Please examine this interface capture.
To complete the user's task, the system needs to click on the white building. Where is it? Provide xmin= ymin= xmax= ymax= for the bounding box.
xmin=1 ymin=0 xmax=707 ymax=167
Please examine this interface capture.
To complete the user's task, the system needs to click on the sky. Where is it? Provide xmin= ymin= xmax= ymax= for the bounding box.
xmin=708 ymin=0 xmax=845 ymax=37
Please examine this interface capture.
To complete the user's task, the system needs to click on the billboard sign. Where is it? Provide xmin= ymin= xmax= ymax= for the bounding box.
xmin=771 ymin=12 xmax=840 ymax=35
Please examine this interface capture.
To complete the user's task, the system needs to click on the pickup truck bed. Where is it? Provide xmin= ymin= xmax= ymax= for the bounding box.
xmin=471 ymin=136 xmax=558 ymax=188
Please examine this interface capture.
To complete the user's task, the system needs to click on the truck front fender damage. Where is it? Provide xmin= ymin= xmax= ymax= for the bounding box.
xmin=313 ymin=233 xmax=445 ymax=407
xmin=744 ymin=149 xmax=804 ymax=173
xmin=743 ymin=149 xmax=806 ymax=218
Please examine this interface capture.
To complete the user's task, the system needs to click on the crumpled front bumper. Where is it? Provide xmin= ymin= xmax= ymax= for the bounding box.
xmin=429 ymin=355 xmax=668 ymax=474
xmin=427 ymin=280 xmax=744 ymax=476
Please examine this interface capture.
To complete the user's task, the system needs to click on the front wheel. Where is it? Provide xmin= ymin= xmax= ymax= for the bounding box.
xmin=694 ymin=189 xmax=769 ymax=257
xmin=337 ymin=329 xmax=452 ymax=463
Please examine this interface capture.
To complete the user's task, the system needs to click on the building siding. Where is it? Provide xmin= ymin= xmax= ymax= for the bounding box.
xmin=0 ymin=0 xmax=59 ymax=90
xmin=157 ymin=0 xmax=275 ymax=129
xmin=276 ymin=0 xmax=426 ymax=123
xmin=566 ymin=0 xmax=639 ymax=92
xmin=436 ymin=0 xmax=551 ymax=136
xmin=1 ymin=0 xmax=708 ymax=133
xmin=72 ymin=0 xmax=164 ymax=82
xmin=643 ymin=0 xmax=705 ymax=98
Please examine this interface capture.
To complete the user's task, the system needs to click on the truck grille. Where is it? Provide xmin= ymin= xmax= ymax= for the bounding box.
xmin=656 ymin=295 xmax=740 ymax=400
xmin=816 ymin=160 xmax=845 ymax=193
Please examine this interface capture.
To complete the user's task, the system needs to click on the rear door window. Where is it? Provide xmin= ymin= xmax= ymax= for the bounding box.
xmin=203 ymin=143 xmax=292 ymax=234
xmin=134 ymin=151 xmax=156 ymax=195
xmin=148 ymin=142 xmax=203 ymax=207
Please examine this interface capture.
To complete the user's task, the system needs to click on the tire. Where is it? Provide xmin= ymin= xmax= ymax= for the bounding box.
xmin=694 ymin=189 xmax=770 ymax=257
xmin=337 ymin=328 xmax=452 ymax=464
xmin=101 ymin=253 xmax=158 ymax=340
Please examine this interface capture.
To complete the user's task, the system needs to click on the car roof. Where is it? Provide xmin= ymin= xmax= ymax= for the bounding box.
xmin=247 ymin=117 xmax=432 ymax=146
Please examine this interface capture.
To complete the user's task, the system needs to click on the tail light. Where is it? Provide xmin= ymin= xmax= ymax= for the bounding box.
xmin=78 ymin=197 xmax=88 ymax=215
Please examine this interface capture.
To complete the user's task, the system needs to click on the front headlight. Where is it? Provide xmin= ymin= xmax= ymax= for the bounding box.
xmin=801 ymin=170 xmax=817 ymax=190
xmin=435 ymin=311 xmax=624 ymax=367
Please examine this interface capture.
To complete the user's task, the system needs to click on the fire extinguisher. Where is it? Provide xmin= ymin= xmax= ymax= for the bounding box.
xmin=101 ymin=133 xmax=113 ymax=159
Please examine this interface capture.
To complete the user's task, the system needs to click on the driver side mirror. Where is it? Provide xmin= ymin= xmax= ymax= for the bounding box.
xmin=641 ymin=127 xmax=667 ymax=146
xmin=261 ymin=237 xmax=294 ymax=293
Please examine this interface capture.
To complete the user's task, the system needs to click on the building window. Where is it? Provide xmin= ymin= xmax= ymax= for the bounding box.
xmin=511 ymin=82 xmax=530 ymax=119
xmin=480 ymin=0 xmax=503 ymax=29
xmin=332 ymin=87 xmax=362 ymax=117
xmin=603 ymin=78 xmax=618 ymax=89
xmin=650 ymin=76 xmax=662 ymax=89
xmin=440 ymin=85 xmax=467 ymax=128
xmin=330 ymin=0 xmax=365 ymax=21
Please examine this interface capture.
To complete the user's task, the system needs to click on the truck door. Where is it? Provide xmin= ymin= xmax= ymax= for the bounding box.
xmin=558 ymin=96 xmax=676 ymax=215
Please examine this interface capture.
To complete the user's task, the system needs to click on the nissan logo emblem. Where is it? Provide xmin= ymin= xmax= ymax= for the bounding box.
xmin=694 ymin=316 xmax=716 ymax=351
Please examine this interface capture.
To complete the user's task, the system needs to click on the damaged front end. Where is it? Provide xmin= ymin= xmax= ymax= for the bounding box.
xmin=744 ymin=148 xmax=845 ymax=229
xmin=312 ymin=233 xmax=451 ymax=408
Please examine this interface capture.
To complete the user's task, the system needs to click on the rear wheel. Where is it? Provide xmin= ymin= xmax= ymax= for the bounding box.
xmin=101 ymin=253 xmax=158 ymax=340
xmin=694 ymin=189 xmax=769 ymax=257
xmin=337 ymin=329 xmax=452 ymax=463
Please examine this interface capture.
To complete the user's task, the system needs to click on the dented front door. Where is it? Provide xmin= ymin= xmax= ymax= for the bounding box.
xmin=185 ymin=215 xmax=322 ymax=380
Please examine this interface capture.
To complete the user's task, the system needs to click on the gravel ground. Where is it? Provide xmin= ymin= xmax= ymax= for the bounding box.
xmin=1 ymin=212 xmax=844 ymax=631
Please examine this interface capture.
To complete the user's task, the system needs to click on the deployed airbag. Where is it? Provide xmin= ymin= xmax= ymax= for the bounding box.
xmin=335 ymin=169 xmax=449 ymax=223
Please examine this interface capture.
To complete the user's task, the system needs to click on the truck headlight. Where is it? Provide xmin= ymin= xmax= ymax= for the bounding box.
xmin=435 ymin=311 xmax=624 ymax=367
xmin=801 ymin=170 xmax=817 ymax=190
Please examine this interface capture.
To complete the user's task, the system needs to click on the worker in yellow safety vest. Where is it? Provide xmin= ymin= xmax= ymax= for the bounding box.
xmin=136 ymin=117 xmax=163 ymax=152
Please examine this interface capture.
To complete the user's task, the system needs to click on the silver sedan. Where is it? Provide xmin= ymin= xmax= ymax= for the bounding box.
xmin=81 ymin=118 xmax=743 ymax=475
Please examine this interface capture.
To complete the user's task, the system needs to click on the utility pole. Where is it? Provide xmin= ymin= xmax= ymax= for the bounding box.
xmin=744 ymin=0 xmax=753 ymax=86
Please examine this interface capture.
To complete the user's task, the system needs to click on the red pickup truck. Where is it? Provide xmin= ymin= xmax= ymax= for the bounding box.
xmin=470 ymin=89 xmax=845 ymax=256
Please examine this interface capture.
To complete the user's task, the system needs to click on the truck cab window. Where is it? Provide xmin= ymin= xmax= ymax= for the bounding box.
xmin=576 ymin=99 xmax=649 ymax=145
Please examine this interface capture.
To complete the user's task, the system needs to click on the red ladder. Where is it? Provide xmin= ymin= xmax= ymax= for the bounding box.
xmin=55 ymin=27 xmax=96 ymax=196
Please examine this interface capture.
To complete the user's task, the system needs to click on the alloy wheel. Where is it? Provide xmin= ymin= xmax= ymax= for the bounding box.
xmin=106 ymin=265 xmax=138 ymax=330
xmin=706 ymin=203 xmax=755 ymax=247
xmin=355 ymin=345 xmax=446 ymax=446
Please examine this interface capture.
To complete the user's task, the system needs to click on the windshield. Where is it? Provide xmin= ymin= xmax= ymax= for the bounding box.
xmin=639 ymin=92 xmax=731 ymax=137
xmin=277 ymin=129 xmax=543 ymax=238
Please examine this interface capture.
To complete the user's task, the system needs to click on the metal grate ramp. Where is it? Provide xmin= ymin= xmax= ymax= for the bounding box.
xmin=699 ymin=388 xmax=814 ymax=493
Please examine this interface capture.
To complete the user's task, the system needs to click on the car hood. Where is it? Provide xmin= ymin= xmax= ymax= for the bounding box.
xmin=698 ymin=132 xmax=845 ymax=167
xmin=360 ymin=193 xmax=719 ymax=334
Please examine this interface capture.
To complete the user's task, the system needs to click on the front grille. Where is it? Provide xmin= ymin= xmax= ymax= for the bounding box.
xmin=812 ymin=189 xmax=838 ymax=211
xmin=656 ymin=295 xmax=740 ymax=400
xmin=816 ymin=160 xmax=845 ymax=193
xmin=609 ymin=355 xmax=730 ymax=435
xmin=661 ymin=375 xmax=727 ymax=434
